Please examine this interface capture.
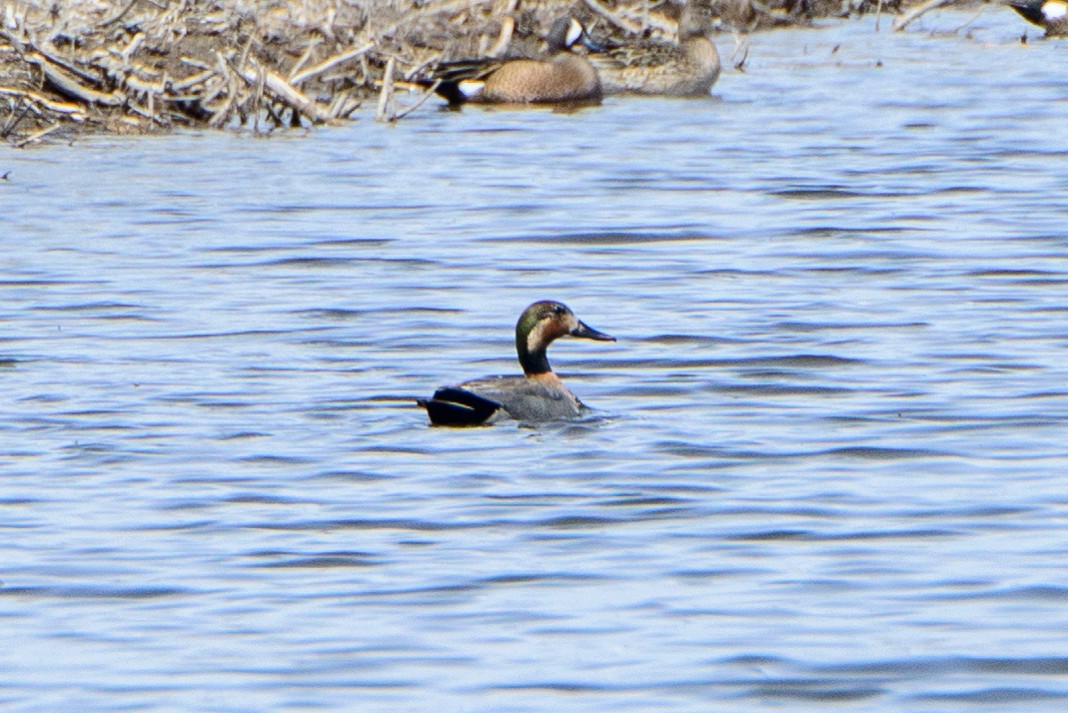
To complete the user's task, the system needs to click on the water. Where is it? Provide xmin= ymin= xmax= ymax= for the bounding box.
xmin=3 ymin=14 xmax=1068 ymax=712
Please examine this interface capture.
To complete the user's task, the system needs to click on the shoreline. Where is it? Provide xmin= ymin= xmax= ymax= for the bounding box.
xmin=0 ymin=0 xmax=969 ymax=146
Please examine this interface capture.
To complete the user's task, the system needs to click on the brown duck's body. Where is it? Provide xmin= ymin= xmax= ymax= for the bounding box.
xmin=418 ymin=301 xmax=615 ymax=426
xmin=592 ymin=37 xmax=720 ymax=96
xmin=423 ymin=18 xmax=603 ymax=105
xmin=589 ymin=3 xmax=721 ymax=96
xmin=434 ymin=55 xmax=602 ymax=104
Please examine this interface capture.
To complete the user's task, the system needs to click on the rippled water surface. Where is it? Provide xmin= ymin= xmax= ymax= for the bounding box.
xmin=3 ymin=14 xmax=1068 ymax=712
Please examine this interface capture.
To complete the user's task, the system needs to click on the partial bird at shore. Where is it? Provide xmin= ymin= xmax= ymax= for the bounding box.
xmin=1008 ymin=0 xmax=1068 ymax=35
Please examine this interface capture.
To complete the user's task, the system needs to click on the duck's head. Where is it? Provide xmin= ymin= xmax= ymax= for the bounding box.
xmin=546 ymin=17 xmax=605 ymax=53
xmin=678 ymin=3 xmax=719 ymax=40
xmin=515 ymin=300 xmax=615 ymax=376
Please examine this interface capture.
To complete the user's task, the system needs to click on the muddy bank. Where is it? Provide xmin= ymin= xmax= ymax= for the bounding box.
xmin=1 ymin=0 xmax=909 ymax=145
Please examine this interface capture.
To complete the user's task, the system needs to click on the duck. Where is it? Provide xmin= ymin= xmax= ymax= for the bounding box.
xmin=418 ymin=301 xmax=615 ymax=426
xmin=587 ymin=2 xmax=721 ymax=96
xmin=1008 ymin=0 xmax=1068 ymax=35
xmin=419 ymin=17 xmax=604 ymax=104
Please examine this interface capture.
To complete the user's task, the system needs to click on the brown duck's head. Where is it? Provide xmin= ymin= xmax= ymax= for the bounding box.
xmin=515 ymin=300 xmax=615 ymax=375
xmin=678 ymin=2 xmax=721 ymax=40
xmin=546 ymin=17 xmax=606 ymax=53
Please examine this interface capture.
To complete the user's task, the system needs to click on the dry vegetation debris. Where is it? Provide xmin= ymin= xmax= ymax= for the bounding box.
xmin=1 ymin=0 xmax=895 ymax=145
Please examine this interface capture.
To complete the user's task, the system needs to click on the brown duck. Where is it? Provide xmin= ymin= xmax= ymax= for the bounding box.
xmin=420 ymin=18 xmax=603 ymax=105
xmin=588 ymin=2 xmax=721 ymax=96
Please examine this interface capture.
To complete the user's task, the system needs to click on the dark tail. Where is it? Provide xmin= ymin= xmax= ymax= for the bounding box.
xmin=418 ymin=387 xmax=501 ymax=426
xmin=414 ymin=78 xmax=470 ymax=106
xmin=414 ymin=58 xmax=500 ymax=105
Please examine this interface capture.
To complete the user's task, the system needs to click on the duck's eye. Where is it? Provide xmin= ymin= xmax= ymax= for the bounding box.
xmin=553 ymin=305 xmax=567 ymax=315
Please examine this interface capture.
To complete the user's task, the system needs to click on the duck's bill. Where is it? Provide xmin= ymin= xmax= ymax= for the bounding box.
xmin=572 ymin=320 xmax=615 ymax=342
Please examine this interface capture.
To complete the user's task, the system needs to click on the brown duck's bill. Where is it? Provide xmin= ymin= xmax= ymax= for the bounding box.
xmin=572 ymin=320 xmax=615 ymax=342
xmin=579 ymin=33 xmax=606 ymax=53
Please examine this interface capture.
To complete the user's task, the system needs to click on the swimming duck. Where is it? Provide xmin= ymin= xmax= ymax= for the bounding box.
xmin=418 ymin=301 xmax=615 ymax=426
xmin=420 ymin=17 xmax=604 ymax=104
xmin=1008 ymin=0 xmax=1068 ymax=35
xmin=587 ymin=2 xmax=721 ymax=96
